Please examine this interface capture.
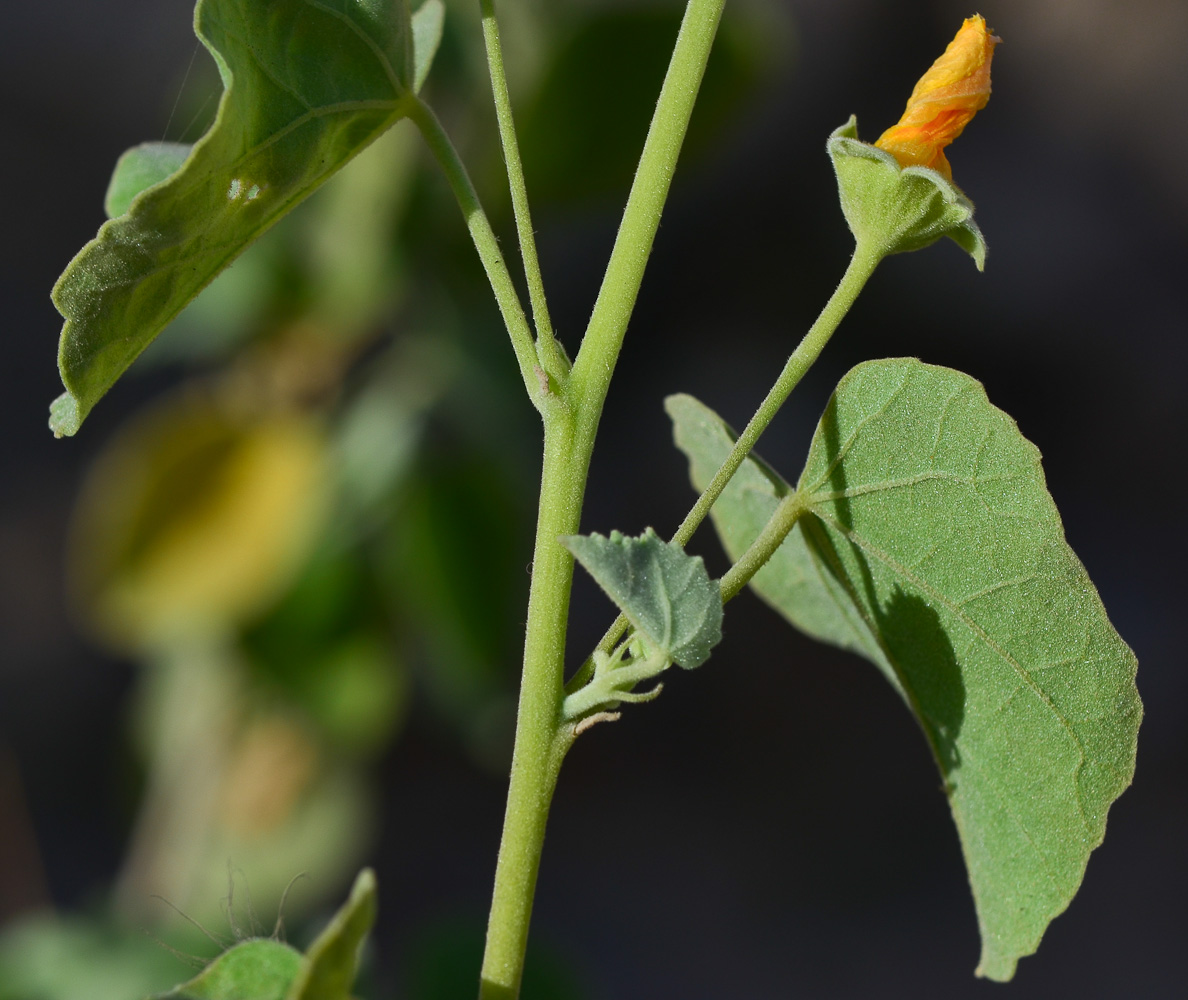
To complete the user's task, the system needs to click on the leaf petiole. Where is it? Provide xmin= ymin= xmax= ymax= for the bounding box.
xmin=406 ymin=97 xmax=552 ymax=411
xmin=479 ymin=0 xmax=568 ymax=383
xmin=569 ymin=241 xmax=884 ymax=692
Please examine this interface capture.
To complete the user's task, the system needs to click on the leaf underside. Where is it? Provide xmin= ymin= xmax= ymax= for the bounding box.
xmin=563 ymin=528 xmax=722 ymax=669
xmin=49 ymin=0 xmax=438 ymax=437
xmin=668 ymin=358 xmax=1140 ymax=980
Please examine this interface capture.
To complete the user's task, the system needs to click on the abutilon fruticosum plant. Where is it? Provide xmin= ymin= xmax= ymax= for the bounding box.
xmin=46 ymin=3 xmax=1139 ymax=997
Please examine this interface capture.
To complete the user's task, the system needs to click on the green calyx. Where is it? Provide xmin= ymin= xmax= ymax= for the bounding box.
xmin=828 ymin=116 xmax=986 ymax=270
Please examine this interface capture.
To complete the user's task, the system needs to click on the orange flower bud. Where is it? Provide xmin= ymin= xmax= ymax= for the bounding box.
xmin=875 ymin=15 xmax=1000 ymax=180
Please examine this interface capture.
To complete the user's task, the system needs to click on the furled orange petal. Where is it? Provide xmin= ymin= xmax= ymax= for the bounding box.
xmin=875 ymin=15 xmax=1000 ymax=180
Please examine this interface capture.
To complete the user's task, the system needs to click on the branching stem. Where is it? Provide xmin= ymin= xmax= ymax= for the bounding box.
xmin=571 ymin=241 xmax=883 ymax=690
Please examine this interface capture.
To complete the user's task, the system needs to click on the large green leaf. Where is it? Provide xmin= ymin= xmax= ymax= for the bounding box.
xmin=668 ymin=359 xmax=1141 ymax=980
xmin=563 ymin=528 xmax=722 ymax=669
xmin=49 ymin=0 xmax=447 ymax=437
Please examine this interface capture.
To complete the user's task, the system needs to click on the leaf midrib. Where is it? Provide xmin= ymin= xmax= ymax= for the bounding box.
xmin=809 ymin=504 xmax=1111 ymax=815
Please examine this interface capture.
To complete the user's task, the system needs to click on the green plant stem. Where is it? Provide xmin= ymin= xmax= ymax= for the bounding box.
xmin=569 ymin=0 xmax=727 ymax=418
xmin=479 ymin=0 xmax=567 ymax=384
xmin=408 ymin=98 xmax=545 ymax=410
xmin=719 ymin=492 xmax=808 ymax=601
xmin=480 ymin=416 xmax=582 ymax=999
xmin=478 ymin=3 xmax=727 ymax=996
xmin=570 ymin=241 xmax=883 ymax=692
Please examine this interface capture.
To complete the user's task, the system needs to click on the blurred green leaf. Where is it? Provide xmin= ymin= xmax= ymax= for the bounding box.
xmin=243 ymin=538 xmax=407 ymax=757
xmin=382 ymin=454 xmax=527 ymax=694
xmin=104 ymin=142 xmax=193 ymax=219
xmin=0 ymin=916 xmax=186 ymax=1000
xmin=563 ymin=528 xmax=721 ymax=669
xmin=669 ymin=359 xmax=1141 ymax=980
xmin=50 ymin=0 xmax=426 ymax=436
xmin=70 ymin=394 xmax=327 ymax=650
xmin=156 ymin=940 xmax=303 ymax=1000
xmin=287 ymin=868 xmax=377 ymax=1000
xmin=412 ymin=0 xmax=446 ymax=93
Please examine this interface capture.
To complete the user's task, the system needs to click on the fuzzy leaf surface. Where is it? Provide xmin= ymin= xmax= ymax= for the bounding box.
xmin=155 ymin=939 xmax=303 ymax=999
xmin=668 ymin=359 xmax=1140 ymax=980
xmin=49 ymin=0 xmax=432 ymax=436
xmin=563 ymin=528 xmax=722 ymax=669
xmin=104 ymin=142 xmax=194 ymax=219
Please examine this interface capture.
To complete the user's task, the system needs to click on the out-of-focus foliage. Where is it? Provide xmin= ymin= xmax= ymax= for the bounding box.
xmin=70 ymin=392 xmax=328 ymax=650
xmin=0 ymin=916 xmax=188 ymax=1000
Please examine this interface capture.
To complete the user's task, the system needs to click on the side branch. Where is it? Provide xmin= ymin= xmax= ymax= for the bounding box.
xmin=479 ymin=0 xmax=568 ymax=383
xmin=409 ymin=98 xmax=545 ymax=410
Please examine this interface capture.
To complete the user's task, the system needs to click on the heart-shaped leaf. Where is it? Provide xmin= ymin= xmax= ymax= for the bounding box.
xmin=668 ymin=359 xmax=1140 ymax=980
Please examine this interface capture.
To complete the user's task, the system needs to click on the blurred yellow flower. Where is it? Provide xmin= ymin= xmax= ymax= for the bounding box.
xmin=875 ymin=15 xmax=1000 ymax=180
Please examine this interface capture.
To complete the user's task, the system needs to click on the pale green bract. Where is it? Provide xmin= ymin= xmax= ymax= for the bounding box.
xmin=668 ymin=358 xmax=1140 ymax=981
xmin=563 ymin=528 xmax=722 ymax=669
xmin=49 ymin=0 xmax=446 ymax=438
xmin=152 ymin=868 xmax=377 ymax=1000
xmin=829 ymin=117 xmax=987 ymax=269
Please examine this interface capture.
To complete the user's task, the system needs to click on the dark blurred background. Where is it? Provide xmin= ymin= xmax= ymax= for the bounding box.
xmin=1 ymin=0 xmax=1185 ymax=997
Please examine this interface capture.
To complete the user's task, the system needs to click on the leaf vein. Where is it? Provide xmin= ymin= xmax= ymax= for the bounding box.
xmin=802 ymin=368 xmax=913 ymax=494
xmin=811 ymin=509 xmax=1093 ymax=827
xmin=301 ymin=0 xmax=404 ymax=97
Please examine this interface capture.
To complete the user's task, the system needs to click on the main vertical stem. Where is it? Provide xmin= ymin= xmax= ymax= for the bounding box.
xmin=477 ymin=2 xmax=727 ymax=995
xmin=479 ymin=415 xmax=584 ymax=1000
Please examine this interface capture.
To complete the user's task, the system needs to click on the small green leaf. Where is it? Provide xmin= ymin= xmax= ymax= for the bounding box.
xmin=668 ymin=359 xmax=1140 ymax=980
xmin=563 ymin=528 xmax=722 ymax=669
xmin=828 ymin=116 xmax=986 ymax=269
xmin=411 ymin=0 xmax=445 ymax=93
xmin=286 ymin=867 xmax=378 ymax=1000
xmin=50 ymin=0 xmax=425 ymax=436
xmin=104 ymin=142 xmax=193 ymax=219
xmin=155 ymin=939 xmax=304 ymax=1000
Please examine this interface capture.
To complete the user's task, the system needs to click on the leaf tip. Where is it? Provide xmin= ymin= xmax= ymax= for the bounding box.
xmin=48 ymin=391 xmax=82 ymax=438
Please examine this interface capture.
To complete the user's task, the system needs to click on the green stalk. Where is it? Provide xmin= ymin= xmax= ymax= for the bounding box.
xmin=569 ymin=0 xmax=727 ymax=419
xmin=408 ymin=98 xmax=546 ymax=410
xmin=478 ymin=2 xmax=727 ymax=996
xmin=479 ymin=0 xmax=567 ymax=383
xmin=669 ymin=242 xmax=881 ymax=548
xmin=719 ymin=492 xmax=808 ymax=601
xmin=480 ymin=415 xmax=583 ymax=1000
xmin=572 ymin=240 xmax=883 ymax=688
